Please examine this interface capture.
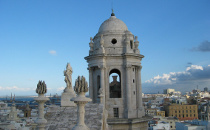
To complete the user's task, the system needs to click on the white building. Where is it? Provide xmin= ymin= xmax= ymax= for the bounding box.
xmin=152 ymin=121 xmax=170 ymax=130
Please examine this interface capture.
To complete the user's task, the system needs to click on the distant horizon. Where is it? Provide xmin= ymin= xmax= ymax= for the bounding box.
xmin=0 ymin=87 xmax=207 ymax=97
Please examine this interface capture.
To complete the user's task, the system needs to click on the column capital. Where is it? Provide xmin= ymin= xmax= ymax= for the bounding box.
xmin=136 ymin=65 xmax=142 ymax=70
xmin=98 ymin=65 xmax=106 ymax=69
xmin=125 ymin=64 xmax=132 ymax=69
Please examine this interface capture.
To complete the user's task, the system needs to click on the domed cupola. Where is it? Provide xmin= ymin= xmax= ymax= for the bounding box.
xmin=87 ymin=12 xmax=141 ymax=56
xmin=98 ymin=15 xmax=128 ymax=33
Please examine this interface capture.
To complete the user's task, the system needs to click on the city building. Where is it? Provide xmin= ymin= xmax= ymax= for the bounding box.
xmin=163 ymin=89 xmax=175 ymax=94
xmin=164 ymin=104 xmax=198 ymax=121
xmin=157 ymin=111 xmax=165 ymax=117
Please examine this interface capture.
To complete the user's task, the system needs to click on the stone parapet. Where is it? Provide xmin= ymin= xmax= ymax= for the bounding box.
xmin=45 ymin=103 xmax=105 ymax=130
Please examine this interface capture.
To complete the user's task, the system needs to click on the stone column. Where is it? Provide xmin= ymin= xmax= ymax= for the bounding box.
xmin=71 ymin=76 xmax=92 ymax=130
xmin=98 ymin=88 xmax=104 ymax=104
xmin=125 ymin=64 xmax=132 ymax=118
xmin=125 ymin=35 xmax=130 ymax=53
xmin=88 ymin=67 xmax=93 ymax=102
xmin=34 ymin=81 xmax=49 ymax=130
xmin=100 ymin=65 xmax=105 ymax=105
xmin=137 ymin=65 xmax=145 ymax=117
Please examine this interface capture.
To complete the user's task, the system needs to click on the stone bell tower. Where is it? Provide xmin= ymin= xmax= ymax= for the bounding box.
xmin=85 ymin=12 xmax=145 ymax=119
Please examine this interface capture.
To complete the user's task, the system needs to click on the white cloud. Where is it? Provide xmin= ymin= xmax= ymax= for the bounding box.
xmin=49 ymin=50 xmax=57 ymax=55
xmin=143 ymin=65 xmax=210 ymax=93
xmin=186 ymin=65 xmax=203 ymax=71
xmin=56 ymin=87 xmax=65 ymax=91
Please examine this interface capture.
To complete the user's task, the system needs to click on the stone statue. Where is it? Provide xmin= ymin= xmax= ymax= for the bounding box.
xmin=61 ymin=63 xmax=76 ymax=107
xmin=64 ymin=63 xmax=73 ymax=91
xmin=135 ymin=36 xmax=138 ymax=42
xmin=99 ymin=88 xmax=103 ymax=95
xmin=100 ymin=34 xmax=104 ymax=47
xmin=89 ymin=37 xmax=94 ymax=52
xmin=99 ymin=34 xmax=105 ymax=54
xmin=134 ymin=36 xmax=140 ymax=53
xmin=36 ymin=80 xmax=47 ymax=94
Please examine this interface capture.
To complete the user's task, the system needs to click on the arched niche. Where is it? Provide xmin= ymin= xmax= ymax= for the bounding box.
xmin=109 ymin=69 xmax=121 ymax=98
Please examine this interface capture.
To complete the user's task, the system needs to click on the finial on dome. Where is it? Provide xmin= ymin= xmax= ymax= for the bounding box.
xmin=111 ymin=9 xmax=115 ymax=16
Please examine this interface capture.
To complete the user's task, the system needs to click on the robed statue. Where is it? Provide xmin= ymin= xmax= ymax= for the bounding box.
xmin=61 ymin=63 xmax=76 ymax=107
xmin=64 ymin=63 xmax=73 ymax=92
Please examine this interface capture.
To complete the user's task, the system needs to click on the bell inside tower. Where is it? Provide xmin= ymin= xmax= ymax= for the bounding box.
xmin=109 ymin=69 xmax=121 ymax=98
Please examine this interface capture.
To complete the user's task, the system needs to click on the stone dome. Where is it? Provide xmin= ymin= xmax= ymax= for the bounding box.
xmin=98 ymin=15 xmax=128 ymax=33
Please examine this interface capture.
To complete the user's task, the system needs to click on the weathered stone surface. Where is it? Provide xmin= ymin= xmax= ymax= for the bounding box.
xmin=45 ymin=103 xmax=104 ymax=130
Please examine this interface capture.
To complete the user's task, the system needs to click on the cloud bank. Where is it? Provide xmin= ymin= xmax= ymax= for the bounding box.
xmin=191 ymin=41 xmax=210 ymax=52
xmin=143 ymin=65 xmax=210 ymax=93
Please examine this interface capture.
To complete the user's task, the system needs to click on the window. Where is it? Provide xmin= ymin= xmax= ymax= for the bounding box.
xmin=97 ymin=75 xmax=100 ymax=95
xmin=114 ymin=108 xmax=119 ymax=117
xmin=111 ymin=38 xmax=117 ymax=44
xmin=130 ymin=40 xmax=133 ymax=49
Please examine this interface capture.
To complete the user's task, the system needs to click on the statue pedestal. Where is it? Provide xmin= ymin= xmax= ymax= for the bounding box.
xmin=61 ymin=90 xmax=76 ymax=107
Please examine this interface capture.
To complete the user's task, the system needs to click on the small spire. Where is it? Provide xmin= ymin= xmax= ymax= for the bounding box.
xmin=111 ymin=9 xmax=115 ymax=16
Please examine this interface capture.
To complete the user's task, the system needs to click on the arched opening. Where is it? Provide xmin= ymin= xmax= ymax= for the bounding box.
xmin=130 ymin=40 xmax=133 ymax=49
xmin=97 ymin=75 xmax=100 ymax=95
xmin=109 ymin=69 xmax=121 ymax=98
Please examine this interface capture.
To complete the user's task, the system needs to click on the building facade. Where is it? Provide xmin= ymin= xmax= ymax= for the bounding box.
xmin=165 ymin=104 xmax=198 ymax=121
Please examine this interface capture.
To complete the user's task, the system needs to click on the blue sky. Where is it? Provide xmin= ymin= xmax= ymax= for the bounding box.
xmin=0 ymin=0 xmax=210 ymax=96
